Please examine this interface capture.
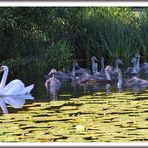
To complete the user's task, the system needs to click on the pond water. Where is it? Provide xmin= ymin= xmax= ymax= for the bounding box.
xmin=0 ymin=68 xmax=148 ymax=142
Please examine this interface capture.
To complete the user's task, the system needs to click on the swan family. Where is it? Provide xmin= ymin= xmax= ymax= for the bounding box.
xmin=45 ymin=53 xmax=148 ymax=94
xmin=0 ymin=53 xmax=147 ymax=97
xmin=0 ymin=54 xmax=147 ymax=114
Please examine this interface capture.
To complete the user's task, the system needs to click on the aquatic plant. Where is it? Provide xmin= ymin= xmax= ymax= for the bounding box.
xmin=0 ymin=89 xmax=148 ymax=142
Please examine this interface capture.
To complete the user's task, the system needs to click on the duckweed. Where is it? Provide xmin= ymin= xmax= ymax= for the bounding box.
xmin=0 ymin=89 xmax=148 ymax=142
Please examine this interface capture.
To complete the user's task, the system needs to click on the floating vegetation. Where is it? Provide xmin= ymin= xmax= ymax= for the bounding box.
xmin=0 ymin=88 xmax=148 ymax=142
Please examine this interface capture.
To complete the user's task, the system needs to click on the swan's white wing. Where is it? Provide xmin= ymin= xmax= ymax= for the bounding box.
xmin=3 ymin=79 xmax=34 ymax=96
xmin=4 ymin=79 xmax=25 ymax=91
xmin=4 ymin=79 xmax=25 ymax=95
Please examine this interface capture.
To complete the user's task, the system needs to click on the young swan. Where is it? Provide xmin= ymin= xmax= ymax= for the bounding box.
xmin=135 ymin=53 xmax=141 ymax=73
xmin=45 ymin=69 xmax=61 ymax=89
xmin=115 ymin=68 xmax=148 ymax=89
xmin=70 ymin=62 xmax=80 ymax=82
xmin=105 ymin=65 xmax=113 ymax=81
xmin=142 ymin=62 xmax=148 ymax=74
xmin=96 ymin=57 xmax=105 ymax=78
xmin=114 ymin=68 xmax=123 ymax=89
xmin=125 ymin=56 xmax=138 ymax=75
xmin=91 ymin=56 xmax=99 ymax=75
xmin=94 ymin=65 xmax=113 ymax=82
xmin=112 ymin=59 xmax=123 ymax=80
xmin=45 ymin=69 xmax=61 ymax=100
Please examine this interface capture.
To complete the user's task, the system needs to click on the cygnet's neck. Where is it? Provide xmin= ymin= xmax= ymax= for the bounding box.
xmin=115 ymin=61 xmax=119 ymax=69
xmin=93 ymin=63 xmax=99 ymax=74
xmin=136 ymin=57 xmax=140 ymax=69
xmin=72 ymin=66 xmax=76 ymax=77
xmin=131 ymin=59 xmax=138 ymax=74
xmin=105 ymin=69 xmax=111 ymax=81
xmin=51 ymin=73 xmax=56 ymax=79
xmin=101 ymin=59 xmax=105 ymax=72
xmin=132 ymin=59 xmax=137 ymax=69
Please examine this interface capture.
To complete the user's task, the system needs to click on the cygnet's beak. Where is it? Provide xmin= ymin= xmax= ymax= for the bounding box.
xmin=48 ymin=71 xmax=54 ymax=76
xmin=48 ymin=71 xmax=53 ymax=76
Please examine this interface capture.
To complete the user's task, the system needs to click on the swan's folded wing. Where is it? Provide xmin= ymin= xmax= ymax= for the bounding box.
xmin=4 ymin=79 xmax=25 ymax=95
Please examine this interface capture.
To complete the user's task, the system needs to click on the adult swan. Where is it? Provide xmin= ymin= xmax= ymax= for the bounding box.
xmin=0 ymin=65 xmax=34 ymax=96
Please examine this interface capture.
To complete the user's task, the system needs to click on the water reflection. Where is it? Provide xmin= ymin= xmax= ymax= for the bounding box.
xmin=0 ymin=94 xmax=34 ymax=114
xmin=106 ymin=84 xmax=112 ymax=95
xmin=118 ymin=87 xmax=123 ymax=93
xmin=45 ymin=86 xmax=60 ymax=101
xmin=45 ymin=79 xmax=148 ymax=101
xmin=71 ymin=81 xmax=77 ymax=97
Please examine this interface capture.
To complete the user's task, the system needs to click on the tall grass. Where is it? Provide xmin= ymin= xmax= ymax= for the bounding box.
xmin=99 ymin=20 xmax=141 ymax=66
xmin=138 ymin=10 xmax=148 ymax=61
xmin=67 ymin=8 xmax=148 ymax=67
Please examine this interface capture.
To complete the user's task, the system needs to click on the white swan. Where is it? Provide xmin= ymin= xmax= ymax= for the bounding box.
xmin=0 ymin=65 xmax=34 ymax=96
xmin=45 ymin=68 xmax=61 ymax=89
xmin=45 ymin=69 xmax=61 ymax=100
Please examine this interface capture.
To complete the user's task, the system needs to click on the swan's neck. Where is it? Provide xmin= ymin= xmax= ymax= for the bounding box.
xmin=72 ymin=66 xmax=76 ymax=77
xmin=93 ymin=63 xmax=99 ymax=74
xmin=133 ymin=60 xmax=137 ymax=68
xmin=52 ymin=73 xmax=55 ymax=79
xmin=0 ymin=69 xmax=8 ymax=90
xmin=101 ymin=60 xmax=105 ymax=72
xmin=118 ymin=71 xmax=122 ymax=82
xmin=132 ymin=60 xmax=138 ymax=74
xmin=136 ymin=57 xmax=140 ymax=69
xmin=92 ymin=61 xmax=96 ymax=74
xmin=115 ymin=62 xmax=119 ymax=69
xmin=105 ymin=70 xmax=111 ymax=81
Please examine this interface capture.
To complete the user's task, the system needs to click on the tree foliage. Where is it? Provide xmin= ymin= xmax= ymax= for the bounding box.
xmin=0 ymin=7 xmax=147 ymax=72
